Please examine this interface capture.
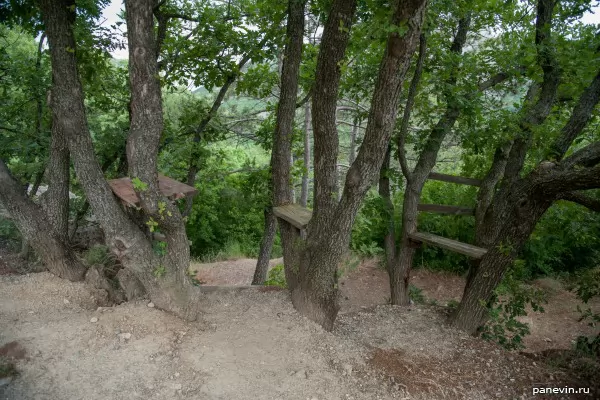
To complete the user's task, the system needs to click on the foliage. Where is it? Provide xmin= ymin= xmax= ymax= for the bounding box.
xmin=480 ymin=270 xmax=547 ymax=350
xmin=409 ymin=284 xmax=426 ymax=304
xmin=264 ymin=264 xmax=286 ymax=288
xmin=0 ymin=356 xmax=17 ymax=379
xmin=153 ymin=264 xmax=167 ymax=278
xmin=83 ymin=244 xmax=113 ymax=266
xmin=350 ymin=191 xmax=387 ymax=256
xmin=573 ymin=267 xmax=600 ymax=358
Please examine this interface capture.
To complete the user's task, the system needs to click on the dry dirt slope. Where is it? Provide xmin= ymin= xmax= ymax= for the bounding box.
xmin=0 ymin=272 xmax=595 ymax=400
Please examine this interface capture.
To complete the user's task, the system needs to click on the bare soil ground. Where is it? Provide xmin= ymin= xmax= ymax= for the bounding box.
xmin=0 ymin=258 xmax=598 ymax=399
xmin=191 ymin=257 xmax=600 ymax=354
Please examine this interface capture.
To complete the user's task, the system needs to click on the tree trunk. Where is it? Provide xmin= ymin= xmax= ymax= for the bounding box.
xmin=40 ymin=0 xmax=201 ymax=320
xmin=42 ymin=123 xmax=70 ymax=241
xmin=270 ymin=0 xmax=307 ymax=291
xmin=300 ymin=102 xmax=311 ymax=207
xmin=252 ymin=209 xmax=277 ymax=285
xmin=388 ymin=15 xmax=470 ymax=305
xmin=292 ymin=0 xmax=427 ymax=329
xmin=0 ymin=159 xmax=86 ymax=281
xmin=453 ymin=180 xmax=554 ymax=333
xmin=348 ymin=118 xmax=358 ymax=166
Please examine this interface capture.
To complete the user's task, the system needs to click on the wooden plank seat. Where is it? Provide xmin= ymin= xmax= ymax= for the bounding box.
xmin=417 ymin=204 xmax=474 ymax=216
xmin=273 ymin=204 xmax=312 ymax=230
xmin=108 ymin=174 xmax=198 ymax=207
xmin=408 ymin=231 xmax=487 ymax=259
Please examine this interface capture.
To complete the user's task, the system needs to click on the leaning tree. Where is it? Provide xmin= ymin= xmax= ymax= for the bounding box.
xmin=37 ymin=0 xmax=201 ymax=318
xmin=378 ymin=0 xmax=600 ymax=334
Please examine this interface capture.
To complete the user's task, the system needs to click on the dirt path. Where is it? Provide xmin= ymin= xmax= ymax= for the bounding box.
xmin=0 ymin=265 xmax=597 ymax=399
xmin=192 ymin=257 xmax=600 ymax=354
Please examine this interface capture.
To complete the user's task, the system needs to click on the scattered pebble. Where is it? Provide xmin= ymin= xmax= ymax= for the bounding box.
xmin=63 ymin=298 xmax=70 ymax=304
xmin=90 ymin=317 xmax=98 ymax=323
xmin=118 ymin=332 xmax=132 ymax=342
xmin=147 ymin=302 xmax=155 ymax=308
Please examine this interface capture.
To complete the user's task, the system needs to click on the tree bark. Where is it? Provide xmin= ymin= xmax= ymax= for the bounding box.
xmin=300 ymin=101 xmax=311 ymax=207
xmin=252 ymin=209 xmax=278 ymax=284
xmin=453 ymin=0 xmax=600 ymax=334
xmin=0 ymin=159 xmax=86 ymax=281
xmin=40 ymin=0 xmax=201 ymax=320
xmin=388 ymin=14 xmax=471 ymax=305
xmin=270 ymin=0 xmax=307 ymax=291
xmin=292 ymin=0 xmax=427 ymax=330
xmin=42 ymin=121 xmax=70 ymax=242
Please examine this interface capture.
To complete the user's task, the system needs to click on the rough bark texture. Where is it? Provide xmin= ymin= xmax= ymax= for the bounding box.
xmin=452 ymin=0 xmax=600 ymax=334
xmin=271 ymin=0 xmax=307 ymax=291
xmin=40 ymin=0 xmax=200 ymax=320
xmin=124 ymin=0 xmax=200 ymax=318
xmin=0 ymin=159 xmax=86 ymax=281
xmin=292 ymin=0 xmax=427 ymax=330
xmin=252 ymin=209 xmax=278 ymax=285
xmin=388 ymin=15 xmax=471 ymax=306
xmin=300 ymin=101 xmax=311 ymax=207
xmin=43 ymin=121 xmax=70 ymax=242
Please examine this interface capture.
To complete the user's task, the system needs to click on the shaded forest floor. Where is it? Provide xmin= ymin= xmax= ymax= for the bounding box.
xmin=0 ymin=255 xmax=597 ymax=399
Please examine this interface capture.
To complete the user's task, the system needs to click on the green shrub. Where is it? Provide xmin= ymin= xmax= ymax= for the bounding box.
xmin=409 ymin=284 xmax=426 ymax=304
xmin=481 ymin=270 xmax=547 ymax=350
xmin=264 ymin=264 xmax=286 ymax=288
xmin=84 ymin=244 xmax=114 ymax=266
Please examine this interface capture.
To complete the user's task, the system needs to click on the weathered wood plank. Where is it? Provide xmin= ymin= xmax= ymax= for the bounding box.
xmin=108 ymin=175 xmax=198 ymax=207
xmin=428 ymin=172 xmax=482 ymax=187
xmin=408 ymin=231 xmax=487 ymax=259
xmin=417 ymin=204 xmax=474 ymax=216
xmin=273 ymin=204 xmax=312 ymax=230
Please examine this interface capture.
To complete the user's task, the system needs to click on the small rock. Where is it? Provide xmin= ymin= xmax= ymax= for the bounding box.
xmin=63 ymin=298 xmax=70 ymax=305
xmin=343 ymin=364 xmax=353 ymax=376
xmin=90 ymin=317 xmax=98 ymax=323
xmin=294 ymin=369 xmax=307 ymax=379
xmin=147 ymin=302 xmax=155 ymax=308
xmin=0 ymin=377 xmax=13 ymax=387
xmin=174 ymin=372 xmax=180 ymax=378
xmin=28 ymin=311 xmax=34 ymax=314
xmin=171 ymin=383 xmax=182 ymax=390
xmin=543 ymin=337 xmax=552 ymax=343
xmin=118 ymin=332 xmax=132 ymax=342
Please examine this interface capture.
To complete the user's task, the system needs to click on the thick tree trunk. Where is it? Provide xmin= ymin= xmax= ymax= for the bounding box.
xmin=43 ymin=123 xmax=70 ymax=241
xmin=252 ymin=209 xmax=277 ymax=284
xmin=0 ymin=160 xmax=86 ymax=281
xmin=453 ymin=179 xmax=554 ymax=333
xmin=40 ymin=0 xmax=201 ymax=320
xmin=293 ymin=0 xmax=427 ymax=329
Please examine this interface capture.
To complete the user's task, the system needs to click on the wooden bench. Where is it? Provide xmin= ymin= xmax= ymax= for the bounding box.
xmin=408 ymin=231 xmax=487 ymax=259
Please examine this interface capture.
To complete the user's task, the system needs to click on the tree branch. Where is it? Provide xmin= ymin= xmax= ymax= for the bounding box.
xmin=561 ymin=140 xmax=600 ymax=170
xmin=549 ymin=69 xmax=600 ymax=161
xmin=397 ymin=33 xmax=426 ymax=183
xmin=557 ymin=191 xmax=600 ymax=212
xmin=502 ymin=0 xmax=560 ymax=184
